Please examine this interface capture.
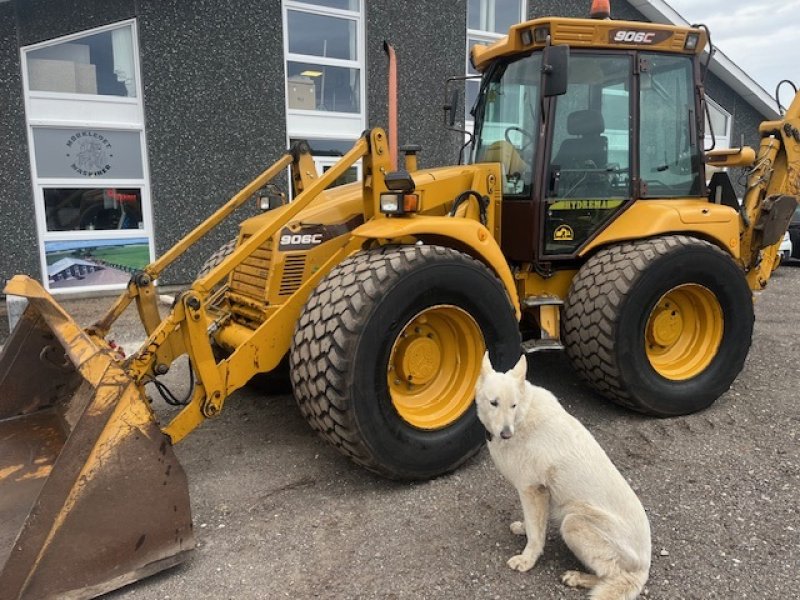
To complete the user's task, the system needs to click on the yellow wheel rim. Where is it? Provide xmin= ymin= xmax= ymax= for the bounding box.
xmin=645 ymin=284 xmax=724 ymax=381
xmin=388 ymin=305 xmax=485 ymax=430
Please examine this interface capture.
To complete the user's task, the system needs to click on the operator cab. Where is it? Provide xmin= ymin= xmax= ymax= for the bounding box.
xmin=469 ymin=13 xmax=707 ymax=264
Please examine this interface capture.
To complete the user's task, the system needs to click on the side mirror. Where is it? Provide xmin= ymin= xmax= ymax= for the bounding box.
xmin=543 ymin=44 xmax=570 ymax=97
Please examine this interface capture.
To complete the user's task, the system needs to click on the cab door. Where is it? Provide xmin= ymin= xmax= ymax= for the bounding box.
xmin=541 ymin=53 xmax=633 ymax=258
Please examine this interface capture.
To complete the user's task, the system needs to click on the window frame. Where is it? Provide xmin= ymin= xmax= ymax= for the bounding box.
xmin=704 ymin=96 xmax=732 ymax=150
xmin=22 ymin=20 xmax=141 ymax=104
xmin=282 ymin=0 xmax=366 ymax=135
xmin=283 ymin=0 xmax=365 ymax=192
xmin=20 ymin=19 xmax=155 ymax=294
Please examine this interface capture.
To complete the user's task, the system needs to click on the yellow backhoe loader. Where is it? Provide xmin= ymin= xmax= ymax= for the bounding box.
xmin=2 ymin=1 xmax=799 ymax=597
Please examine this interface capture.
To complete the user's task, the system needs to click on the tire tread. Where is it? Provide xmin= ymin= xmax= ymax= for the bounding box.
xmin=290 ymin=245 xmax=516 ymax=478
xmin=563 ymin=235 xmax=738 ymax=412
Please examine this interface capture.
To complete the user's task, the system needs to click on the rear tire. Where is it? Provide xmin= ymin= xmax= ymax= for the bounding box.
xmin=563 ymin=235 xmax=753 ymax=416
xmin=197 ymin=238 xmax=237 ymax=278
xmin=289 ymin=244 xmax=520 ymax=479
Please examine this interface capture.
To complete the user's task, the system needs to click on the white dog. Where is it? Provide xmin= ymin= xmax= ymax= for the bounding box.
xmin=475 ymin=353 xmax=651 ymax=600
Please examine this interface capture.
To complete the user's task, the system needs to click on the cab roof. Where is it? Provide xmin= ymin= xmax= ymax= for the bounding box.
xmin=471 ymin=17 xmax=708 ymax=72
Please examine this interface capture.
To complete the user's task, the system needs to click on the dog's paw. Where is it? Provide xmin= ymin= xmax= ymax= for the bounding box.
xmin=507 ymin=554 xmax=537 ymax=572
xmin=561 ymin=570 xmax=584 ymax=587
xmin=560 ymin=570 xmax=598 ymax=589
xmin=509 ymin=521 xmax=526 ymax=536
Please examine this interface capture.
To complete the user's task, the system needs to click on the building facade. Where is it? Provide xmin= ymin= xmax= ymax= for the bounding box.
xmin=0 ymin=0 xmax=779 ymax=293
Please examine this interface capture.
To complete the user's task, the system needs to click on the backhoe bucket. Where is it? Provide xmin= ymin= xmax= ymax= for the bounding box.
xmin=0 ymin=276 xmax=194 ymax=600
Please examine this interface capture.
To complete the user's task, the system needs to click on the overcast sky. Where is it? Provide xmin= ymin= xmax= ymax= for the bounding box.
xmin=666 ymin=0 xmax=798 ymax=102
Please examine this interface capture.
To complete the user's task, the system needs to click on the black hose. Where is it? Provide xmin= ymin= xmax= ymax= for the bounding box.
xmin=448 ymin=190 xmax=489 ymax=225
xmin=150 ymin=363 xmax=195 ymax=406
xmin=775 ymin=80 xmax=798 ymax=116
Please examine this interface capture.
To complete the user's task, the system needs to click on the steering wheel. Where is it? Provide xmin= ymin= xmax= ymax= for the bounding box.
xmin=504 ymin=126 xmax=535 ymax=153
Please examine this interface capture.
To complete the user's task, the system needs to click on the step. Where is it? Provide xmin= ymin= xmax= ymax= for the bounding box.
xmin=521 ymin=338 xmax=565 ymax=354
xmin=522 ymin=295 xmax=565 ymax=308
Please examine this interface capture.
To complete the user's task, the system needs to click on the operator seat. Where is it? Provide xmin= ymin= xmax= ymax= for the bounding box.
xmin=551 ymin=110 xmax=610 ymax=198
xmin=553 ymin=109 xmax=608 ymax=170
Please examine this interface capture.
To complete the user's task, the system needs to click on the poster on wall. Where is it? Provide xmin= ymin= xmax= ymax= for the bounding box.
xmin=45 ymin=237 xmax=150 ymax=290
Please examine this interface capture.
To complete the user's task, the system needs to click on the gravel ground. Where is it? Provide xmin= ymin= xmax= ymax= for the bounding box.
xmin=4 ymin=263 xmax=799 ymax=599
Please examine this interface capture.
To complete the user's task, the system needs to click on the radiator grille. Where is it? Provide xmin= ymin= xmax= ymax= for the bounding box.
xmin=278 ymin=255 xmax=307 ymax=296
xmin=229 ymin=236 xmax=272 ymax=301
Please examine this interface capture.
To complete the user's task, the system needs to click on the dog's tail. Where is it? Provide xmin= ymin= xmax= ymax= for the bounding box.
xmin=589 ymin=569 xmax=648 ymax=600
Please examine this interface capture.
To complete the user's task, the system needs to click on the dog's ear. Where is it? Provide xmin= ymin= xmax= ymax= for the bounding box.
xmin=509 ymin=355 xmax=527 ymax=384
xmin=481 ymin=351 xmax=493 ymax=378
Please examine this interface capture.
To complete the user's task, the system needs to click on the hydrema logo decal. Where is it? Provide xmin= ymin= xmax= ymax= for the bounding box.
xmin=554 ymin=225 xmax=574 ymax=241
xmin=65 ymin=131 xmax=113 ymax=176
xmin=609 ymin=29 xmax=672 ymax=45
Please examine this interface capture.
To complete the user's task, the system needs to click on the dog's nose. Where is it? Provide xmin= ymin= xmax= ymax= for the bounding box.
xmin=500 ymin=427 xmax=513 ymax=440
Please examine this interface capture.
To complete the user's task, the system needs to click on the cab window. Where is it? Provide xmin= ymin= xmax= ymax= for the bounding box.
xmin=472 ymin=53 xmax=542 ymax=197
xmin=639 ymin=53 xmax=703 ymax=197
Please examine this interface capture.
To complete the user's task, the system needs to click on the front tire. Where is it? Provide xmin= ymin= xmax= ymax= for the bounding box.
xmin=290 ymin=245 xmax=520 ymax=479
xmin=563 ymin=235 xmax=754 ymax=416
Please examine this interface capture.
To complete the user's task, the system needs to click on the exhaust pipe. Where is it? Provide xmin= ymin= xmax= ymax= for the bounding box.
xmin=383 ymin=41 xmax=398 ymax=170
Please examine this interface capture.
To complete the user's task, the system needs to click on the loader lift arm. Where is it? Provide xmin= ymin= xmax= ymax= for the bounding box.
xmin=98 ymin=131 xmax=390 ymax=443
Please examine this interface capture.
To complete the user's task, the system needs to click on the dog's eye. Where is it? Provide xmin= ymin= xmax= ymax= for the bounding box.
xmin=490 ymin=399 xmax=499 ymax=407
xmin=511 ymin=404 xmax=517 ymax=409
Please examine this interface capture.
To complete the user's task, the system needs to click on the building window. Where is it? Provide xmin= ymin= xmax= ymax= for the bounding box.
xmin=283 ymin=0 xmax=365 ymax=143
xmin=705 ymin=97 xmax=732 ymax=150
xmin=466 ymin=1 xmax=527 ymax=126
xmin=469 ymin=0 xmax=525 ymax=32
xmin=21 ymin=20 xmax=154 ymax=293
xmin=26 ymin=26 xmax=136 ymax=97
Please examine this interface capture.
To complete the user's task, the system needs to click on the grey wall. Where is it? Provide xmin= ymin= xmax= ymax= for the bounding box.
xmin=137 ymin=0 xmax=287 ymax=284
xmin=366 ymin=0 xmax=466 ymax=170
xmin=0 ymin=1 xmax=38 ymax=285
xmin=16 ymin=0 xmax=135 ymax=46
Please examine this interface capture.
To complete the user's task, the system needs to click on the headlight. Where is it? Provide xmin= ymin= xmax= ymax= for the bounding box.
xmin=380 ymin=193 xmax=403 ymax=214
xmin=379 ymin=193 xmax=420 ymax=215
xmin=684 ymin=33 xmax=700 ymax=51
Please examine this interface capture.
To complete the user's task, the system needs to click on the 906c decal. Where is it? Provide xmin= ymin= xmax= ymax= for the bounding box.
xmin=609 ymin=29 xmax=672 ymax=45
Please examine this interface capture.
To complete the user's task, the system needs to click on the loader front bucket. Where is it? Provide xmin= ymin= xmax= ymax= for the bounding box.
xmin=0 ymin=276 xmax=194 ymax=600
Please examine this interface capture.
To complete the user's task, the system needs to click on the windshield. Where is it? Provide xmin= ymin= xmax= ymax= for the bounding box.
xmin=471 ymin=53 xmax=542 ymax=197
